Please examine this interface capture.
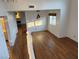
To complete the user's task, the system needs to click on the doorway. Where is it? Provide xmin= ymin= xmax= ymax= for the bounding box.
xmin=0 ymin=16 xmax=10 ymax=48
xmin=8 ymin=11 xmax=29 ymax=59
xmin=15 ymin=11 xmax=27 ymax=33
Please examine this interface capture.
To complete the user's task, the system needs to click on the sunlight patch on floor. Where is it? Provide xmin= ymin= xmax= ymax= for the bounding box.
xmin=36 ymin=34 xmax=44 ymax=41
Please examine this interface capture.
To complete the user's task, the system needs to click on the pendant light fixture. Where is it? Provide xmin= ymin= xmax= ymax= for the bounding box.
xmin=36 ymin=10 xmax=40 ymax=19
xmin=37 ymin=14 xmax=40 ymax=19
xmin=16 ymin=12 xmax=20 ymax=19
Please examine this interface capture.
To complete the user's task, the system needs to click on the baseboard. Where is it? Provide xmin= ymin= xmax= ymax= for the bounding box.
xmin=47 ymin=30 xmax=78 ymax=44
xmin=31 ymin=30 xmax=48 ymax=33
xmin=30 ymin=30 xmax=78 ymax=45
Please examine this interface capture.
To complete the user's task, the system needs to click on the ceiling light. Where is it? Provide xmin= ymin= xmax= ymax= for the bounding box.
xmin=36 ymin=10 xmax=40 ymax=19
xmin=16 ymin=12 xmax=20 ymax=19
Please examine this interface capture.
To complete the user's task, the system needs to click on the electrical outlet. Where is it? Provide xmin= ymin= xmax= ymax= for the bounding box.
xmin=73 ymin=35 xmax=76 ymax=38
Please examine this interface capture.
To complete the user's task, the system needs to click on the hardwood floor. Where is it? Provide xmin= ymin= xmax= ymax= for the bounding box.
xmin=9 ymin=25 xmax=29 ymax=59
xmin=32 ymin=31 xmax=78 ymax=59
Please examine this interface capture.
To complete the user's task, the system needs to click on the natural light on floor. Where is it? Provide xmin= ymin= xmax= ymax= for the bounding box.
xmin=27 ymin=22 xmax=34 ymax=28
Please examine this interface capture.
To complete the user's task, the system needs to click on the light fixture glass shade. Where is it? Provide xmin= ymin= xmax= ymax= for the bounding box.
xmin=36 ymin=14 xmax=40 ymax=19
xmin=16 ymin=12 xmax=20 ymax=19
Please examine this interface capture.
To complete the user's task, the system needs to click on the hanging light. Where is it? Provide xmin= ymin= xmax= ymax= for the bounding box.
xmin=36 ymin=14 xmax=40 ymax=19
xmin=16 ymin=12 xmax=20 ymax=19
xmin=36 ymin=10 xmax=40 ymax=19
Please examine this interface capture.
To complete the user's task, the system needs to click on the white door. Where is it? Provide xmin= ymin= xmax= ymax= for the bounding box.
xmin=0 ymin=25 xmax=9 ymax=59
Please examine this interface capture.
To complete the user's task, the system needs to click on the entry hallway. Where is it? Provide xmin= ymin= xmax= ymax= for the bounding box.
xmin=9 ymin=25 xmax=29 ymax=59
xmin=32 ymin=31 xmax=78 ymax=59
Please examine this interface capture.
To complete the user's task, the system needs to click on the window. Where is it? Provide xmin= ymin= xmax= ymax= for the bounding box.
xmin=27 ymin=22 xmax=34 ymax=28
xmin=35 ymin=20 xmax=43 ymax=26
xmin=27 ymin=20 xmax=44 ymax=28
xmin=49 ymin=16 xmax=56 ymax=25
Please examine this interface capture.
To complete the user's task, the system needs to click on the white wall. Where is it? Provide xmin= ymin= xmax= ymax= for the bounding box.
xmin=0 ymin=0 xmax=18 ymax=46
xmin=0 ymin=1 xmax=9 ymax=59
xmin=6 ymin=0 xmax=67 ymax=11
xmin=25 ymin=11 xmax=48 ymax=32
xmin=0 ymin=0 xmax=7 ymax=16
xmin=66 ymin=0 xmax=78 ymax=42
xmin=20 ymin=12 xmax=26 ymax=24
xmin=0 ymin=25 xmax=9 ymax=59
xmin=3 ymin=0 xmax=78 ymax=42
xmin=5 ymin=0 xmax=70 ymax=38
xmin=7 ymin=12 xmax=18 ymax=46
xmin=48 ymin=10 xmax=61 ymax=38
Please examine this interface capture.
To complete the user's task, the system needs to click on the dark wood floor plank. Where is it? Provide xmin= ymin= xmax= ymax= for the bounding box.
xmin=9 ymin=25 xmax=29 ymax=59
xmin=32 ymin=31 xmax=78 ymax=59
